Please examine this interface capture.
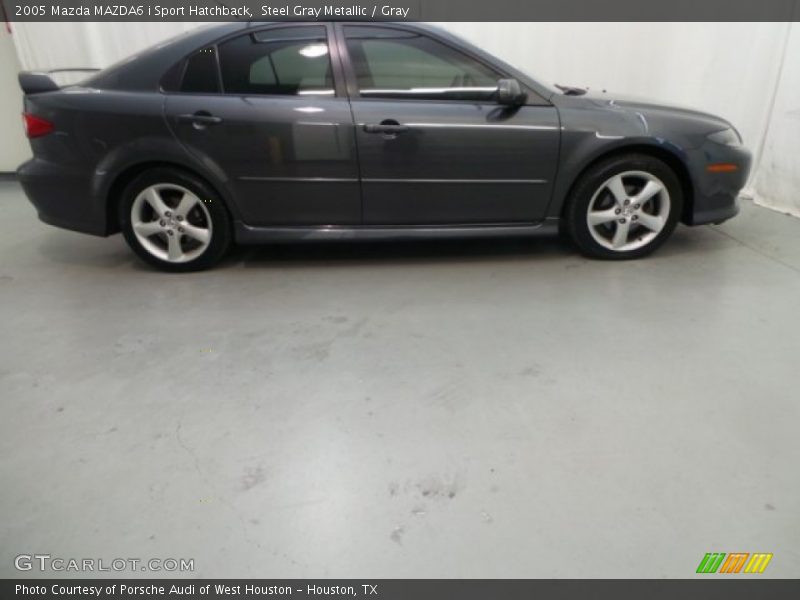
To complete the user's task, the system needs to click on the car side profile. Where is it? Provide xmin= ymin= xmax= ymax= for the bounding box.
xmin=18 ymin=22 xmax=751 ymax=271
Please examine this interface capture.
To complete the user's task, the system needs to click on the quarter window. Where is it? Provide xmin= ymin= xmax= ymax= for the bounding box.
xmin=344 ymin=26 xmax=500 ymax=101
xmin=180 ymin=47 xmax=220 ymax=93
xmin=218 ymin=26 xmax=334 ymax=96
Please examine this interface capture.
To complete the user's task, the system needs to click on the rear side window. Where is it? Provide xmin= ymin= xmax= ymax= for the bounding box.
xmin=181 ymin=47 xmax=220 ymax=93
xmin=344 ymin=26 xmax=500 ymax=101
xmin=218 ymin=26 xmax=334 ymax=96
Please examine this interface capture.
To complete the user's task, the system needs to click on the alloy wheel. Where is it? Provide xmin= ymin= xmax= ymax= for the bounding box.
xmin=586 ymin=170 xmax=671 ymax=252
xmin=130 ymin=184 xmax=212 ymax=263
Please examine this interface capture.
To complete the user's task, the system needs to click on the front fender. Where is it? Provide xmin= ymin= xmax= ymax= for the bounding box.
xmin=547 ymin=104 xmax=694 ymax=218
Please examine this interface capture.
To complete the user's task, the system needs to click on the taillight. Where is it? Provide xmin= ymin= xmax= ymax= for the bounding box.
xmin=22 ymin=112 xmax=54 ymax=138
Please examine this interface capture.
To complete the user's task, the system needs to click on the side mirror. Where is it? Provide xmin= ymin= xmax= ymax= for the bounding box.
xmin=496 ymin=79 xmax=527 ymax=106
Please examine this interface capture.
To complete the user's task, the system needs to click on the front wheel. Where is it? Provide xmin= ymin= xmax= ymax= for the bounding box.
xmin=564 ymin=154 xmax=683 ymax=259
xmin=119 ymin=168 xmax=232 ymax=272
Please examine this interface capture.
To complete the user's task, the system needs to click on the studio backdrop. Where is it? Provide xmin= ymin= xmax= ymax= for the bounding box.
xmin=7 ymin=21 xmax=799 ymax=217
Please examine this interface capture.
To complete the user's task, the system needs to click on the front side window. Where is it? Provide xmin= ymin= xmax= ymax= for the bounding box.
xmin=218 ymin=26 xmax=334 ymax=96
xmin=344 ymin=26 xmax=500 ymax=101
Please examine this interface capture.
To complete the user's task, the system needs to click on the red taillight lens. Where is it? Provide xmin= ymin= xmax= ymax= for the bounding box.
xmin=22 ymin=112 xmax=54 ymax=138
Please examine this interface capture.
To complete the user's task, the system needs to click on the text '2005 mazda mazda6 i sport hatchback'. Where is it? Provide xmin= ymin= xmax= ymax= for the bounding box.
xmin=18 ymin=22 xmax=752 ymax=271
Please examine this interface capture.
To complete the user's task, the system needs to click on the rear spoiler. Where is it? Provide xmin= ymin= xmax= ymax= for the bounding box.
xmin=18 ymin=68 xmax=100 ymax=95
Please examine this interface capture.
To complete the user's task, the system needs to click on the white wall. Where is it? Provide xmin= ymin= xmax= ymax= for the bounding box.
xmin=0 ymin=24 xmax=31 ymax=171
xmin=9 ymin=21 xmax=205 ymax=73
xmin=752 ymin=24 xmax=800 ymax=217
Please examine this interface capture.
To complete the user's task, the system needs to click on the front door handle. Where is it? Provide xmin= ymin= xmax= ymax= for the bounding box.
xmin=363 ymin=120 xmax=409 ymax=135
xmin=177 ymin=111 xmax=223 ymax=128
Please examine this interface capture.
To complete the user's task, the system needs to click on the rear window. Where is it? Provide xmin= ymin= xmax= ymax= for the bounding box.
xmin=217 ymin=27 xmax=334 ymax=96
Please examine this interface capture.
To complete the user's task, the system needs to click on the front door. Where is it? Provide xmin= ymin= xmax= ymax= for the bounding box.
xmin=165 ymin=24 xmax=360 ymax=226
xmin=338 ymin=24 xmax=560 ymax=225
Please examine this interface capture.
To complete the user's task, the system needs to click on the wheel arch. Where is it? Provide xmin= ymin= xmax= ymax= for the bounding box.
xmin=103 ymin=160 xmax=234 ymax=235
xmin=556 ymin=143 xmax=695 ymax=224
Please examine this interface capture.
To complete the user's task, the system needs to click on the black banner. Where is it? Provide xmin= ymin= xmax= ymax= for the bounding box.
xmin=4 ymin=580 xmax=800 ymax=599
xmin=2 ymin=0 xmax=800 ymax=22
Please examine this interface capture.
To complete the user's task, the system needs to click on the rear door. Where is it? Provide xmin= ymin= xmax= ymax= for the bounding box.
xmin=164 ymin=24 xmax=360 ymax=226
xmin=336 ymin=24 xmax=560 ymax=225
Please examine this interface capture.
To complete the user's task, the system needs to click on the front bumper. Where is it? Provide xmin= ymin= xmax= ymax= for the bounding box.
xmin=683 ymin=141 xmax=752 ymax=226
xmin=17 ymin=158 xmax=108 ymax=236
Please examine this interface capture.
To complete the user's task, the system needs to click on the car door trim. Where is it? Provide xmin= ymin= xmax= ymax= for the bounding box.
xmin=402 ymin=122 xmax=559 ymax=131
xmin=363 ymin=178 xmax=548 ymax=184
xmin=234 ymin=219 xmax=559 ymax=243
xmin=238 ymin=176 xmax=359 ymax=182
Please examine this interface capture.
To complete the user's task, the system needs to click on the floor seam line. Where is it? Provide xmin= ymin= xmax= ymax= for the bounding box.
xmin=707 ymin=225 xmax=800 ymax=277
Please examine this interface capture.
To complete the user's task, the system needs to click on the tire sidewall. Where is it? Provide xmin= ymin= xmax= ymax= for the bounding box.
xmin=566 ymin=154 xmax=683 ymax=260
xmin=120 ymin=168 xmax=232 ymax=272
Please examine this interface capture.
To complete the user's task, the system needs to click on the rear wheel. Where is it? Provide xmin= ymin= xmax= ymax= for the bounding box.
xmin=564 ymin=154 xmax=683 ymax=259
xmin=119 ymin=168 xmax=231 ymax=272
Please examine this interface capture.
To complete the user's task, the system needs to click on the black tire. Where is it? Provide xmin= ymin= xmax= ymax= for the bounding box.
xmin=563 ymin=153 xmax=683 ymax=260
xmin=119 ymin=168 xmax=232 ymax=272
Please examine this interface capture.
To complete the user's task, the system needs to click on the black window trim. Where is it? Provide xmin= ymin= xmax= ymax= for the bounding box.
xmin=159 ymin=22 xmax=549 ymax=106
xmin=160 ymin=22 xmax=346 ymax=99
xmin=168 ymin=45 xmax=223 ymax=95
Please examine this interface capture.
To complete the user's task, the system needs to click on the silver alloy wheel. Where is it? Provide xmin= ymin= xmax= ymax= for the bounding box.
xmin=586 ymin=170 xmax=671 ymax=252
xmin=130 ymin=183 xmax=212 ymax=263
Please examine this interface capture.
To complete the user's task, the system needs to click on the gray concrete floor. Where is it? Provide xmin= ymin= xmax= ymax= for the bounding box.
xmin=1 ymin=180 xmax=798 ymax=579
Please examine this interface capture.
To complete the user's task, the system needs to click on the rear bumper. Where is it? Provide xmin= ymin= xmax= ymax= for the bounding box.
xmin=684 ymin=141 xmax=752 ymax=226
xmin=17 ymin=158 xmax=108 ymax=236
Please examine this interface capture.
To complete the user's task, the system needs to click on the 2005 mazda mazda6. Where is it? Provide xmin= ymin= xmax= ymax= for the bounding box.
xmin=17 ymin=21 xmax=751 ymax=271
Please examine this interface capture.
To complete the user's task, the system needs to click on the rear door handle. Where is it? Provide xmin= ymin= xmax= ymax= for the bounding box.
xmin=363 ymin=120 xmax=409 ymax=135
xmin=177 ymin=112 xmax=223 ymax=127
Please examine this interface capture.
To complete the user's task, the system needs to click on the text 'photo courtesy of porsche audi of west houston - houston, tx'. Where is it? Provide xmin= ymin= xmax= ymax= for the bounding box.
xmin=17 ymin=21 xmax=751 ymax=271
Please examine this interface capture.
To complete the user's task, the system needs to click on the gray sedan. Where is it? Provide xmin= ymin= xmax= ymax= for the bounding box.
xmin=18 ymin=22 xmax=751 ymax=271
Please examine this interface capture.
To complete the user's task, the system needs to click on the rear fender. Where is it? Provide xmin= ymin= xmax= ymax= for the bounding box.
xmin=92 ymin=137 xmax=245 ymax=230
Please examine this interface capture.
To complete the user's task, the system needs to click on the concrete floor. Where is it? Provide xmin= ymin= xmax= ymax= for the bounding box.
xmin=1 ymin=180 xmax=798 ymax=579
